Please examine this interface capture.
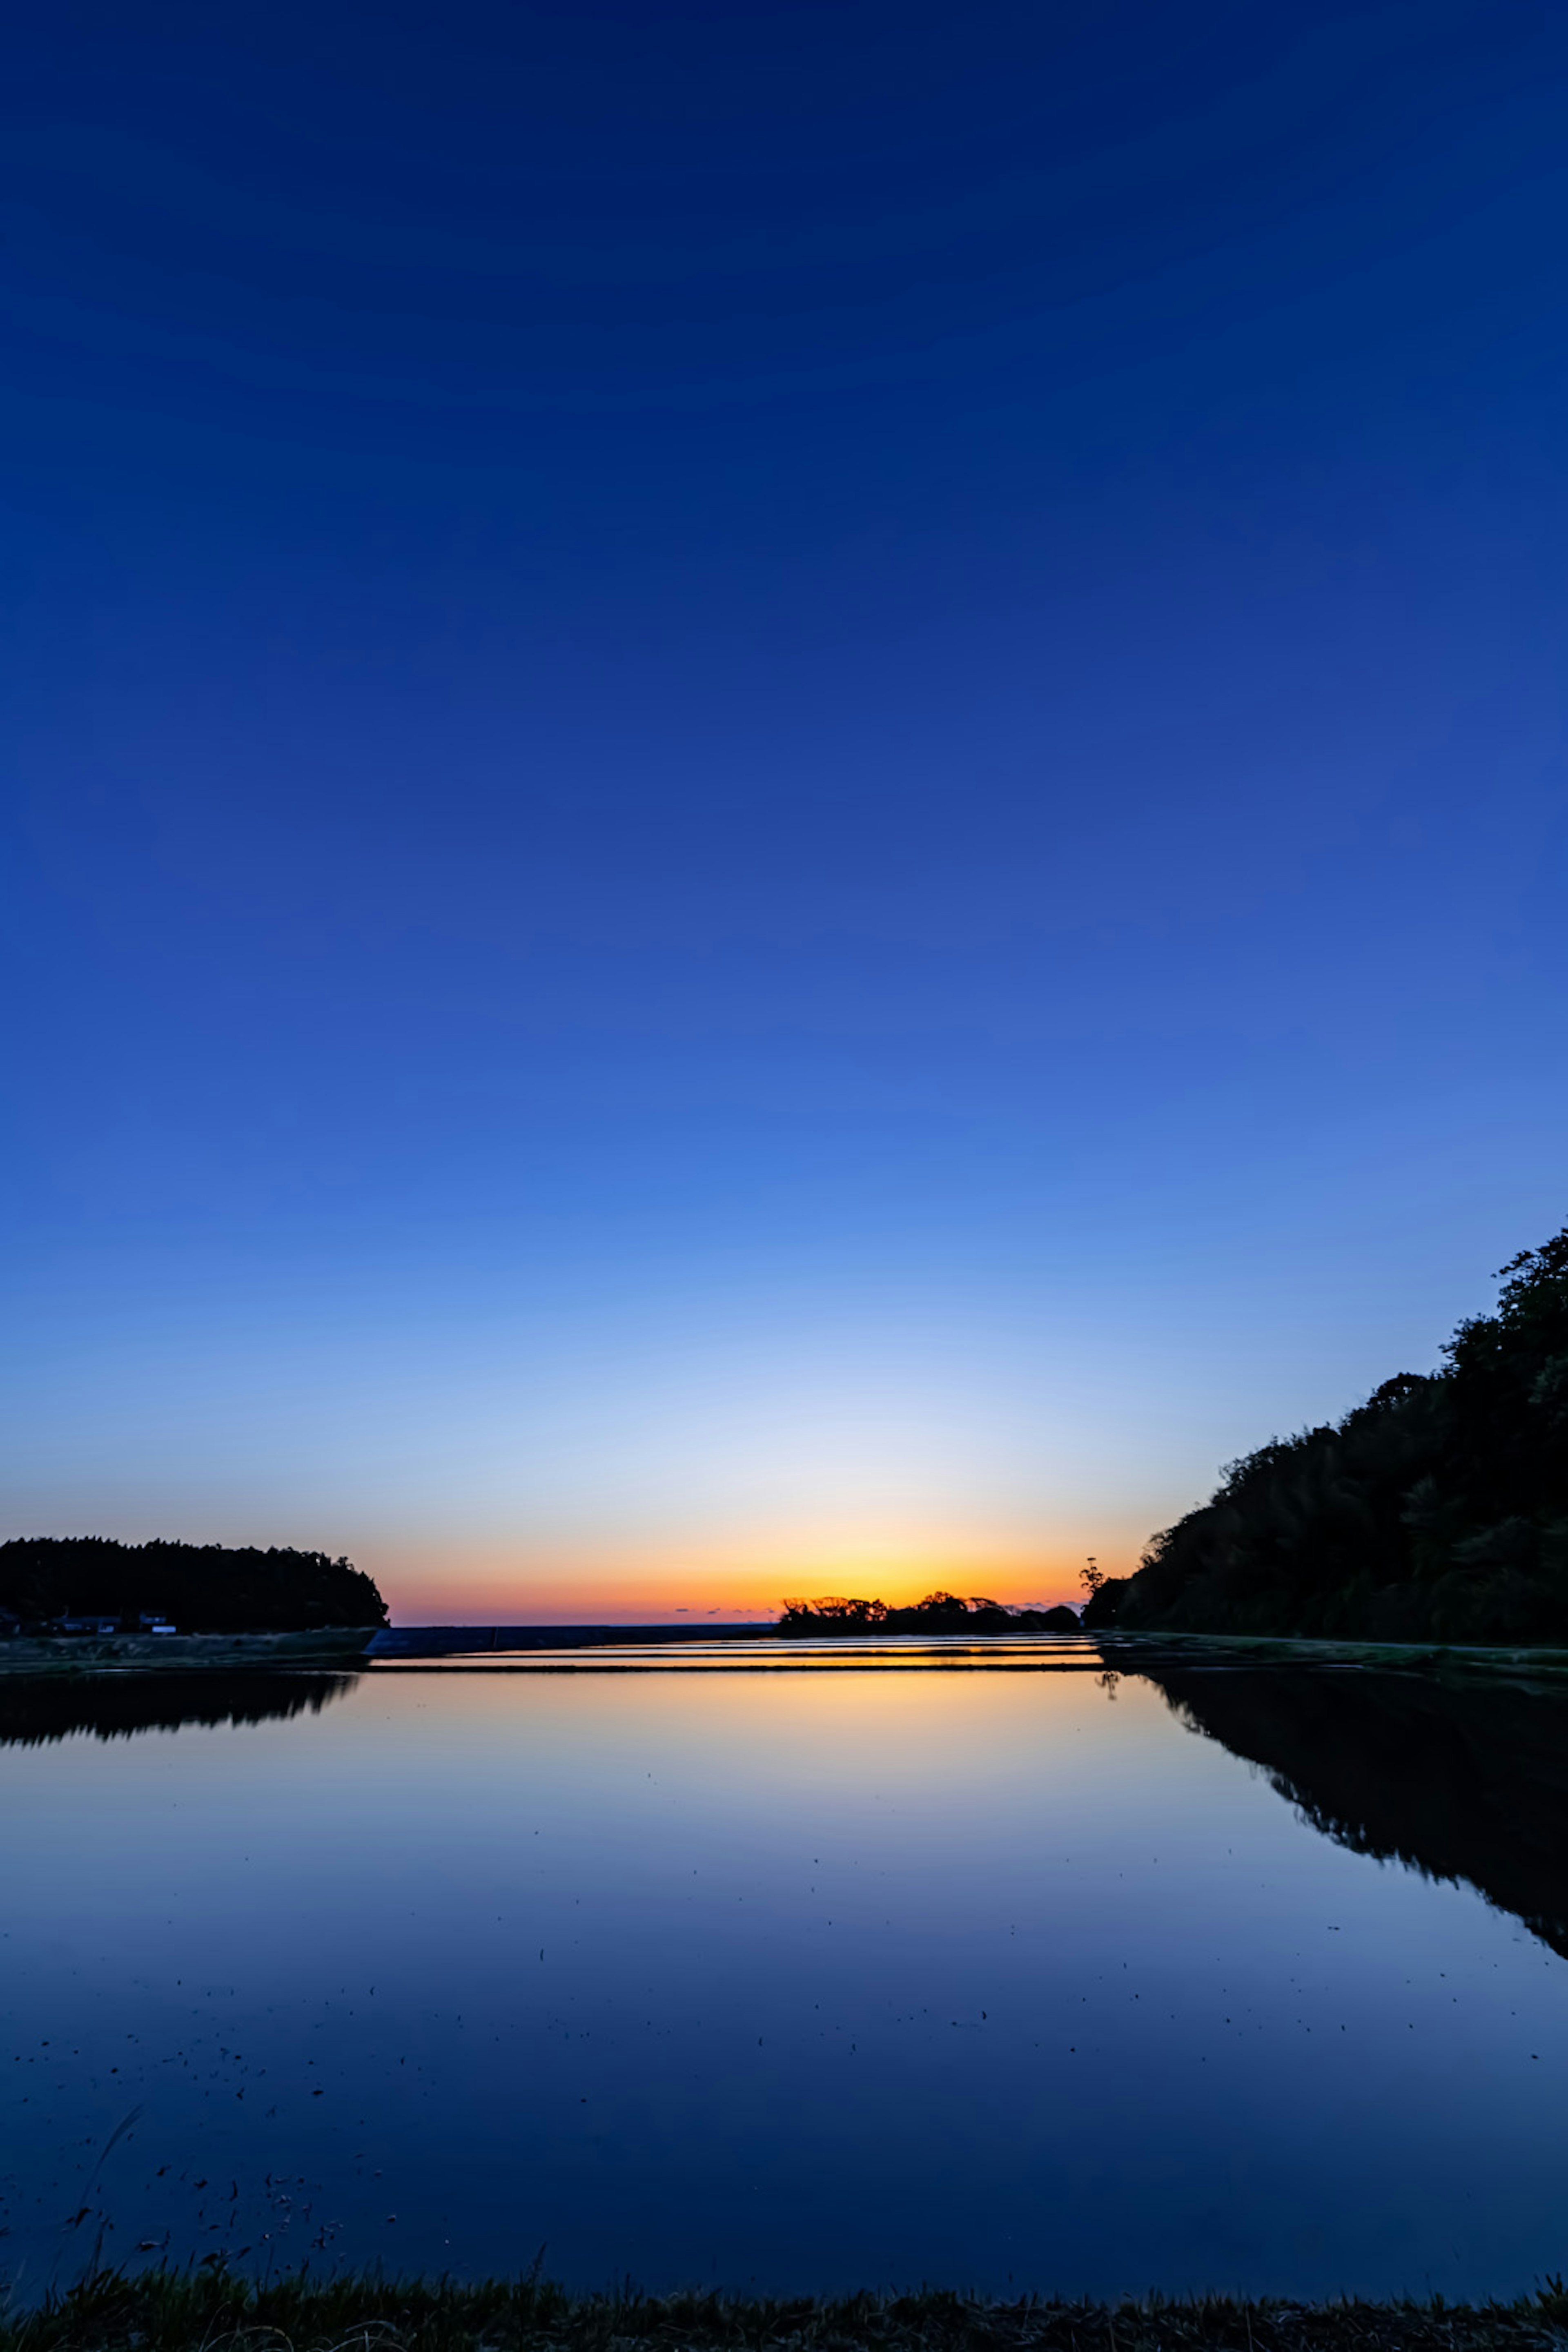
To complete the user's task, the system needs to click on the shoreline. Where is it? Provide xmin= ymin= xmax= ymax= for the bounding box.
xmin=8 ymin=1623 xmax=1568 ymax=1682
xmin=0 ymin=1627 xmax=377 ymax=1675
xmin=1096 ymin=1628 xmax=1568 ymax=1683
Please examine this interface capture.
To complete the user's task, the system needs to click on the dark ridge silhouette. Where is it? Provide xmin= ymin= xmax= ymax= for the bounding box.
xmin=1138 ymin=1662 xmax=1568 ymax=1959
xmin=1085 ymin=1221 xmax=1568 ymax=1642
xmin=0 ymin=1670 xmax=360 ymax=1748
xmin=777 ymin=1591 xmax=1083 ymax=1636
xmin=0 ymin=1536 xmax=387 ymax=1633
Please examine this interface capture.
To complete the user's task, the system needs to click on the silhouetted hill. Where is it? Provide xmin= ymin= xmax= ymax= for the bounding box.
xmin=1087 ymin=1223 xmax=1568 ymax=1643
xmin=0 ymin=1537 xmax=387 ymax=1633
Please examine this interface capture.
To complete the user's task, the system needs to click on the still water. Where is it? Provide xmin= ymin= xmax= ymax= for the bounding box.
xmin=2 ymin=1638 xmax=1567 ymax=2300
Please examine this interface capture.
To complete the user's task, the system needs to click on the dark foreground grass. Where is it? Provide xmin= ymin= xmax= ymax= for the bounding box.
xmin=5 ymin=2270 xmax=1568 ymax=2352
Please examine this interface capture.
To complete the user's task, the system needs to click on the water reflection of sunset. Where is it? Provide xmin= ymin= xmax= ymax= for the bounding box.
xmin=9 ymin=1656 xmax=1567 ymax=2298
xmin=352 ymin=1650 xmax=1178 ymax=1800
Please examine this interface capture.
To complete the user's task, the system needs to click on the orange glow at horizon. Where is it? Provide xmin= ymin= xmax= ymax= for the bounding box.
xmin=359 ymin=1523 xmax=1136 ymax=1623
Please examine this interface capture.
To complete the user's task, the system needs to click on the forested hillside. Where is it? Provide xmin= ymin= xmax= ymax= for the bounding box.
xmin=1085 ymin=1225 xmax=1568 ymax=1644
xmin=0 ymin=1537 xmax=388 ymax=1633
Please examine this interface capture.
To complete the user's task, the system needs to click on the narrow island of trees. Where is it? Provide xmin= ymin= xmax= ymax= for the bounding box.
xmin=777 ymin=1591 xmax=1082 ymax=1636
xmin=0 ymin=1536 xmax=388 ymax=1637
xmin=1085 ymin=1221 xmax=1568 ymax=1645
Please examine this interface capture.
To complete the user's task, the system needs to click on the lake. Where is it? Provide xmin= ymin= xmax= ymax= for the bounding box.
xmin=2 ymin=1635 xmax=1566 ymax=2303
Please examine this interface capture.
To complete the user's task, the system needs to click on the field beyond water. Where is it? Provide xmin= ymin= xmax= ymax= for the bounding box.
xmin=9 ymin=2270 xmax=1568 ymax=2352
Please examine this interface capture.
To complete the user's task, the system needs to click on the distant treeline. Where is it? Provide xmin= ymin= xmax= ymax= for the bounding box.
xmin=1086 ymin=1221 xmax=1568 ymax=1644
xmin=777 ymin=1591 xmax=1082 ymax=1636
xmin=0 ymin=1537 xmax=388 ymax=1634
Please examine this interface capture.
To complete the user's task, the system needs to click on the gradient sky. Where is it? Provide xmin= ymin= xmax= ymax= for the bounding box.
xmin=4 ymin=0 xmax=1567 ymax=1620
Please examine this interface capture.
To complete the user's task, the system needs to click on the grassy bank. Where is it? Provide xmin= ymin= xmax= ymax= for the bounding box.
xmin=1097 ymin=1630 xmax=1568 ymax=1684
xmin=5 ymin=2270 xmax=1568 ymax=2352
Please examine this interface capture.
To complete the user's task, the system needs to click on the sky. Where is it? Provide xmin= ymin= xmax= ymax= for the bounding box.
xmin=4 ymin=0 xmax=1566 ymax=1621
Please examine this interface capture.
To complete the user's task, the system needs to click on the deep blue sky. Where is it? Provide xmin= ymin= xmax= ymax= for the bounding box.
xmin=4 ymin=0 xmax=1566 ymax=1615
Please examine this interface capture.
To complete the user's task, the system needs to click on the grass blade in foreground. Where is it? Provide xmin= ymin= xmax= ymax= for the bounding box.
xmin=5 ymin=2270 xmax=1568 ymax=2352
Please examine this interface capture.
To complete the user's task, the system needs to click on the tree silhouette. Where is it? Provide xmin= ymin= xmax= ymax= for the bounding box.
xmin=0 ymin=1538 xmax=388 ymax=1634
xmin=1094 ymin=1221 xmax=1568 ymax=1644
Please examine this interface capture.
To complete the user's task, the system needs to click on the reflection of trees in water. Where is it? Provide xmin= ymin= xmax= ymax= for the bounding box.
xmin=1142 ymin=1666 xmax=1568 ymax=1959
xmin=0 ymin=1672 xmax=359 ymax=1748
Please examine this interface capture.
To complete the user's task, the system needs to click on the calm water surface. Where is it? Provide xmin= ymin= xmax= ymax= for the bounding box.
xmin=2 ymin=1639 xmax=1566 ymax=2299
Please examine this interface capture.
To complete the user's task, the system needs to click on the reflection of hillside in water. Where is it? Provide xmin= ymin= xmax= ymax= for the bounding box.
xmin=1141 ymin=1665 xmax=1568 ymax=1959
xmin=0 ymin=1671 xmax=359 ymax=1747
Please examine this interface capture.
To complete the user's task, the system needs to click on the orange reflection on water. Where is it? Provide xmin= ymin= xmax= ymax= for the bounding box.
xmin=350 ymin=1641 xmax=1176 ymax=1808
